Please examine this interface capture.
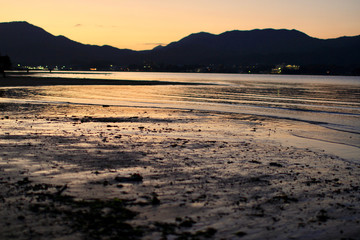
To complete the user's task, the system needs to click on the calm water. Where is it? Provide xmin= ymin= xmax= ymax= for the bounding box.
xmin=2 ymin=71 xmax=360 ymax=159
xmin=22 ymin=70 xmax=360 ymax=85
xmin=24 ymin=71 xmax=360 ymax=130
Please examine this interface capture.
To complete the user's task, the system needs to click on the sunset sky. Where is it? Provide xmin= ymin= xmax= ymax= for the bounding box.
xmin=2 ymin=0 xmax=360 ymax=50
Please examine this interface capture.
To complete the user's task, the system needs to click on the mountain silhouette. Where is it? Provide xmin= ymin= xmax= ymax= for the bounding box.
xmin=0 ymin=22 xmax=138 ymax=67
xmin=151 ymin=29 xmax=360 ymax=66
xmin=1 ymin=21 xmax=359 ymax=70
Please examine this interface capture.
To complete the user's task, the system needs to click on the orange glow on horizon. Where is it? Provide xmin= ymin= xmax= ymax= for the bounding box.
xmin=1 ymin=0 xmax=360 ymax=50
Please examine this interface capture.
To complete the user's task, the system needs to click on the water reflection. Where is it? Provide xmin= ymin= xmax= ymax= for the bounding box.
xmin=15 ymin=71 xmax=360 ymax=85
xmin=1 ymin=74 xmax=360 ymax=151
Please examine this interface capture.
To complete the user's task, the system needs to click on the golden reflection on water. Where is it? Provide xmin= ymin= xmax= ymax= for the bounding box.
xmin=1 ymin=80 xmax=359 ymax=151
xmin=36 ymin=82 xmax=360 ymax=113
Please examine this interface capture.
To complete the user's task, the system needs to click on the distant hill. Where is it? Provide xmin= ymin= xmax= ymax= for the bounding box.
xmin=0 ymin=22 xmax=139 ymax=67
xmin=151 ymin=29 xmax=360 ymax=66
xmin=1 ymin=21 xmax=360 ymax=72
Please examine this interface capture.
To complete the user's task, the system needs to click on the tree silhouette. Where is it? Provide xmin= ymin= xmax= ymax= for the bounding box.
xmin=0 ymin=55 xmax=12 ymax=78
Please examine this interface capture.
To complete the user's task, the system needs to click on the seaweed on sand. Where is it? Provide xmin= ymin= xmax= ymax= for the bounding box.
xmin=27 ymin=184 xmax=144 ymax=240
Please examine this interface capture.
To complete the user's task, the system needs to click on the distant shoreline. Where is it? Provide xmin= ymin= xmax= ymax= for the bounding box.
xmin=0 ymin=75 xmax=205 ymax=87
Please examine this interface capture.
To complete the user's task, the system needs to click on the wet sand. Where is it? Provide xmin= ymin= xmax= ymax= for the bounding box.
xmin=0 ymin=77 xmax=360 ymax=239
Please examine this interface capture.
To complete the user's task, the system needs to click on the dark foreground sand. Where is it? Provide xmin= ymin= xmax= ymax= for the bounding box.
xmin=0 ymin=78 xmax=360 ymax=240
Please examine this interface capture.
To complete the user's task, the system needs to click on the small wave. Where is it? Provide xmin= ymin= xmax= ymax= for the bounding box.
xmin=291 ymin=133 xmax=360 ymax=149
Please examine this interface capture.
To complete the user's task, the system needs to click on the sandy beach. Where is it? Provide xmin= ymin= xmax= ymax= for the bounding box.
xmin=1 ymin=76 xmax=360 ymax=239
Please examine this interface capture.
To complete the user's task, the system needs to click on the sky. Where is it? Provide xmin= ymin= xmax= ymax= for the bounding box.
xmin=1 ymin=0 xmax=360 ymax=50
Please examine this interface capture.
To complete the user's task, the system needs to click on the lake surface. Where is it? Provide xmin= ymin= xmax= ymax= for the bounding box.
xmin=2 ymin=71 xmax=360 ymax=161
xmin=21 ymin=71 xmax=360 ymax=85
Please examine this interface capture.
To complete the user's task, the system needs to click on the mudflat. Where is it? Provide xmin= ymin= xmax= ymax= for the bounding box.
xmin=1 ymin=100 xmax=359 ymax=240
